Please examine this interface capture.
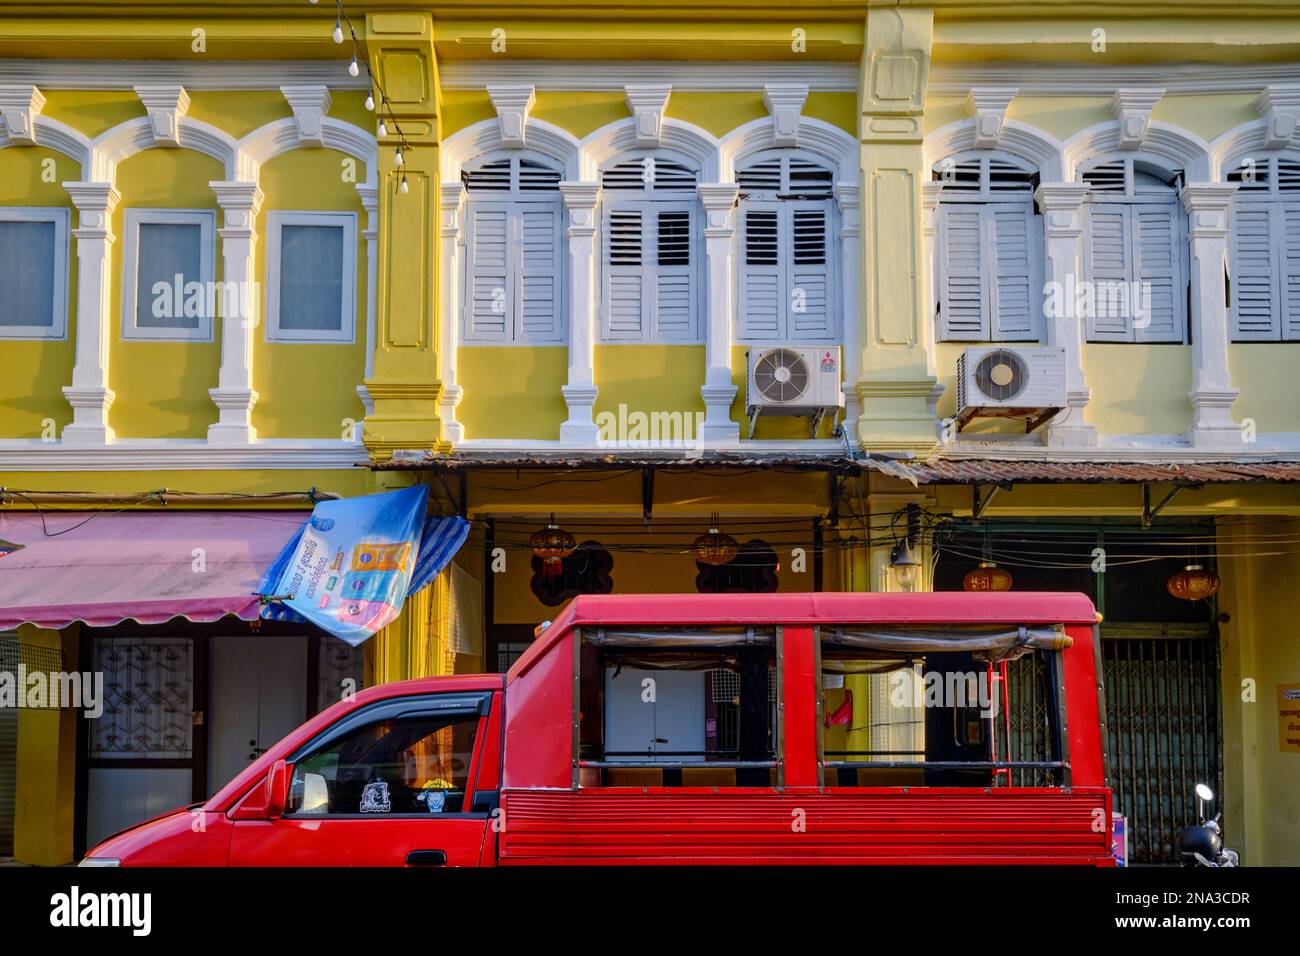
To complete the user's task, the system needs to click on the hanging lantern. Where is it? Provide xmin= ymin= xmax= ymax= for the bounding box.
xmin=963 ymin=561 xmax=1013 ymax=592
xmin=694 ymin=513 xmax=738 ymax=566
xmin=530 ymin=515 xmax=575 ymax=577
xmin=1167 ymin=563 xmax=1220 ymax=601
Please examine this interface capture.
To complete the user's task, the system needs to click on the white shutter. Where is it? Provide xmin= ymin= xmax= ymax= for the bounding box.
xmin=518 ymin=205 xmax=563 ymax=342
xmin=938 ymin=204 xmax=986 ymax=340
xmin=739 ymin=204 xmax=783 ymax=340
xmin=1085 ymin=204 xmax=1132 ymax=341
xmin=1133 ymin=203 xmax=1183 ymax=343
xmin=465 ymin=204 xmax=509 ymax=341
xmin=790 ymin=203 xmax=833 ymax=340
xmin=990 ymin=205 xmax=1037 ymax=340
xmin=604 ymin=205 xmax=645 ymax=340
xmin=653 ymin=206 xmax=695 ymax=340
xmin=1230 ymin=203 xmax=1278 ymax=341
xmin=1283 ymin=202 xmax=1300 ymax=339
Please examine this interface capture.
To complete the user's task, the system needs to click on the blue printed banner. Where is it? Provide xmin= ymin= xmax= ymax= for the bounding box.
xmin=259 ymin=485 xmax=444 ymax=646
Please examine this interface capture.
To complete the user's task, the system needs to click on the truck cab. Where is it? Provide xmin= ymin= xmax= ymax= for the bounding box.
xmin=82 ymin=592 xmax=1114 ymax=866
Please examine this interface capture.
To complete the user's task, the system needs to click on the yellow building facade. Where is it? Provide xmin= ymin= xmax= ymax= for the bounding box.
xmin=0 ymin=1 xmax=1298 ymax=866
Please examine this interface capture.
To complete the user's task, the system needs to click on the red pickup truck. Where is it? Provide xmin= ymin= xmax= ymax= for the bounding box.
xmin=81 ymin=591 xmax=1114 ymax=866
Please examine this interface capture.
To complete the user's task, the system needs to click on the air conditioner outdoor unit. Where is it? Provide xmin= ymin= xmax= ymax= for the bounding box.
xmin=955 ymin=345 xmax=1067 ymax=433
xmin=745 ymin=346 xmax=844 ymax=439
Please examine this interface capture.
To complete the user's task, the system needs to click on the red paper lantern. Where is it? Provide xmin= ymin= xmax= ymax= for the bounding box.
xmin=694 ymin=514 xmax=738 ymax=566
xmin=531 ymin=519 xmax=576 ymax=577
xmin=963 ymin=561 xmax=1013 ymax=592
xmin=1167 ymin=564 xmax=1220 ymax=601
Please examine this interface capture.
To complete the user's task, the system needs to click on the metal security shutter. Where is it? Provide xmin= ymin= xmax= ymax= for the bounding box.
xmin=1102 ymin=625 xmax=1222 ymax=864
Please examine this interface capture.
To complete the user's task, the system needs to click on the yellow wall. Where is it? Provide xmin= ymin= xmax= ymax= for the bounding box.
xmin=253 ymin=147 xmax=368 ymax=439
xmin=1228 ymin=344 xmax=1300 ymax=436
xmin=0 ymin=146 xmax=79 ymax=440
xmin=1082 ymin=345 xmax=1193 ymax=436
xmin=456 ymin=346 xmax=568 ymax=440
xmin=1218 ymin=516 xmax=1300 ymax=866
xmin=593 ymin=344 xmax=705 ymax=435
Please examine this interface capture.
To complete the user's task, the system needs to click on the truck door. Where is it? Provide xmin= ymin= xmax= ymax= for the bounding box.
xmin=229 ymin=692 xmax=492 ymax=866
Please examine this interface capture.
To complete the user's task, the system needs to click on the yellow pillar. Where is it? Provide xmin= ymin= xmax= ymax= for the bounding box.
xmin=13 ymin=624 xmax=78 ymax=866
xmin=361 ymin=12 xmax=450 ymax=461
xmin=855 ymin=7 xmax=939 ymax=454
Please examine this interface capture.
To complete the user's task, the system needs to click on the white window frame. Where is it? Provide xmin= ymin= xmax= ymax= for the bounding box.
xmin=121 ymin=208 xmax=217 ymax=342
xmin=0 ymin=206 xmax=70 ymax=340
xmin=460 ymin=151 xmax=566 ymax=346
xmin=265 ymin=210 xmax=358 ymax=344
xmin=598 ymin=149 xmax=703 ymax=345
xmin=735 ymin=149 xmax=842 ymax=347
xmin=932 ymin=152 xmax=1044 ymax=344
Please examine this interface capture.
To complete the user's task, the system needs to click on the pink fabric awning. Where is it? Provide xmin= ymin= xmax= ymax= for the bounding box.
xmin=0 ymin=510 xmax=309 ymax=630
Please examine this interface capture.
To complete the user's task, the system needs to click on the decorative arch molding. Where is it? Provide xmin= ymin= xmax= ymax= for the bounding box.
xmin=441 ymin=116 xmax=581 ymax=182
xmin=1063 ymin=120 xmax=1212 ymax=182
xmin=0 ymin=115 xmax=92 ymax=170
xmin=579 ymin=116 xmax=720 ymax=182
xmin=1209 ymin=119 xmax=1300 ymax=180
xmin=236 ymin=116 xmax=378 ymax=186
xmin=924 ymin=118 xmax=1065 ymax=182
xmin=88 ymin=115 xmax=239 ymax=182
xmin=719 ymin=115 xmax=858 ymax=184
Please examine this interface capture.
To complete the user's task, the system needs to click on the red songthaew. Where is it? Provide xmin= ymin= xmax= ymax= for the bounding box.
xmin=82 ymin=591 xmax=1115 ymax=866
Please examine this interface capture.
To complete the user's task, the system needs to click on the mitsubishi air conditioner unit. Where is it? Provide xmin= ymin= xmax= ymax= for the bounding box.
xmin=955 ymin=345 xmax=1067 ymax=433
xmin=745 ymin=346 xmax=844 ymax=438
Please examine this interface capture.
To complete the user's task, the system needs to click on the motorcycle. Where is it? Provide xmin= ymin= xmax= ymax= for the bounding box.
xmin=1176 ymin=783 xmax=1240 ymax=867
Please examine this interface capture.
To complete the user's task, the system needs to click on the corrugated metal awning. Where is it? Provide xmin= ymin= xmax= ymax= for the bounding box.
xmin=858 ymin=458 xmax=1300 ymax=486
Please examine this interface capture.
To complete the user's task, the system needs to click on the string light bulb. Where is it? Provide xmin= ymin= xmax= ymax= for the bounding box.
xmin=377 ymin=117 xmax=387 ymax=137
xmin=365 ymin=90 xmax=375 ymax=111
xmin=332 ymin=20 xmax=344 ymax=43
xmin=394 ymin=147 xmax=404 ymax=167
xmin=399 ymin=175 xmax=409 ymax=194
xmin=348 ymin=55 xmax=359 ymax=77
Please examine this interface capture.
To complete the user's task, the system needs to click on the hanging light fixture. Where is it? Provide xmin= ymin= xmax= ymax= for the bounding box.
xmin=694 ymin=513 xmax=738 ymax=566
xmin=530 ymin=514 xmax=576 ymax=577
xmin=1167 ymin=563 xmax=1220 ymax=601
xmin=889 ymin=537 xmax=922 ymax=591
xmin=963 ymin=561 xmax=1013 ymax=592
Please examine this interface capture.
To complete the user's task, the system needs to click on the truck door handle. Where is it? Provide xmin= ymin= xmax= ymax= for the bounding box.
xmin=406 ymin=850 xmax=447 ymax=867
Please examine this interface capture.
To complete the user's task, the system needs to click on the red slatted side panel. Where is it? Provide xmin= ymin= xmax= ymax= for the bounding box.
xmin=501 ymin=789 xmax=1114 ymax=865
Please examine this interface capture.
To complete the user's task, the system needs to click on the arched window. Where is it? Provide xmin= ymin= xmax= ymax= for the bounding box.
xmin=736 ymin=150 xmax=838 ymax=343
xmin=1226 ymin=154 xmax=1300 ymax=341
xmin=932 ymin=152 xmax=1041 ymax=343
xmin=1079 ymin=156 xmax=1186 ymax=343
xmin=600 ymin=152 xmax=700 ymax=342
xmin=461 ymin=152 xmax=564 ymax=343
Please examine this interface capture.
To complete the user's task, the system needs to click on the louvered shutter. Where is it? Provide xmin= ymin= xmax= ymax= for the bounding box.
xmin=465 ymin=204 xmax=510 ymax=341
xmin=739 ymin=203 xmax=782 ymax=339
xmin=1133 ymin=203 xmax=1182 ymax=342
xmin=1229 ymin=203 xmax=1279 ymax=340
xmin=938 ymin=204 xmax=986 ymax=340
xmin=518 ymin=205 xmax=563 ymax=342
xmin=604 ymin=204 xmax=645 ymax=340
xmin=790 ymin=203 xmax=833 ymax=340
xmin=990 ymin=205 xmax=1038 ymax=340
xmin=1085 ymin=204 xmax=1132 ymax=341
xmin=1283 ymin=203 xmax=1300 ymax=339
xmin=653 ymin=206 xmax=695 ymax=340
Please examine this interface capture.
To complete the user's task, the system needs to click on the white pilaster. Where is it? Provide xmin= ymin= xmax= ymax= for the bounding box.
xmin=355 ymin=182 xmax=380 ymax=441
xmin=1035 ymin=183 xmax=1097 ymax=447
xmin=697 ymin=183 xmax=741 ymax=446
xmin=436 ymin=181 xmax=465 ymax=444
xmin=206 ymin=181 xmax=263 ymax=444
xmin=559 ymin=181 xmax=601 ymax=445
xmin=60 ymin=182 xmax=120 ymax=445
xmin=1182 ymin=183 xmax=1243 ymax=448
xmin=0 ymin=84 xmax=45 ymax=144
xmin=837 ymin=182 xmax=863 ymax=444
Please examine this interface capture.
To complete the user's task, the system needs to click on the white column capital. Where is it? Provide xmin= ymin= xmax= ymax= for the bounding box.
xmin=486 ymin=84 xmax=535 ymax=148
xmin=1252 ymin=84 xmax=1300 ymax=149
xmin=280 ymin=84 xmax=332 ymax=147
xmin=964 ymin=87 xmax=1017 ymax=148
xmin=0 ymin=84 xmax=45 ymax=144
xmin=625 ymin=84 xmax=671 ymax=148
xmin=559 ymin=180 xmax=601 ymax=210
xmin=357 ymin=182 xmax=380 ymax=239
xmin=62 ymin=181 xmax=121 ymax=237
xmin=763 ymin=83 xmax=809 ymax=147
xmin=134 ymin=84 xmax=190 ymax=146
xmin=698 ymin=183 xmax=739 ymax=238
xmin=439 ymin=181 xmax=466 ymax=231
xmin=834 ymin=183 xmax=860 ymax=236
xmin=1109 ymin=88 xmax=1165 ymax=150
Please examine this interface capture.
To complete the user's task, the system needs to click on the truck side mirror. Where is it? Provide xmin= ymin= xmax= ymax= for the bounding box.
xmin=265 ymin=759 xmax=290 ymax=819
